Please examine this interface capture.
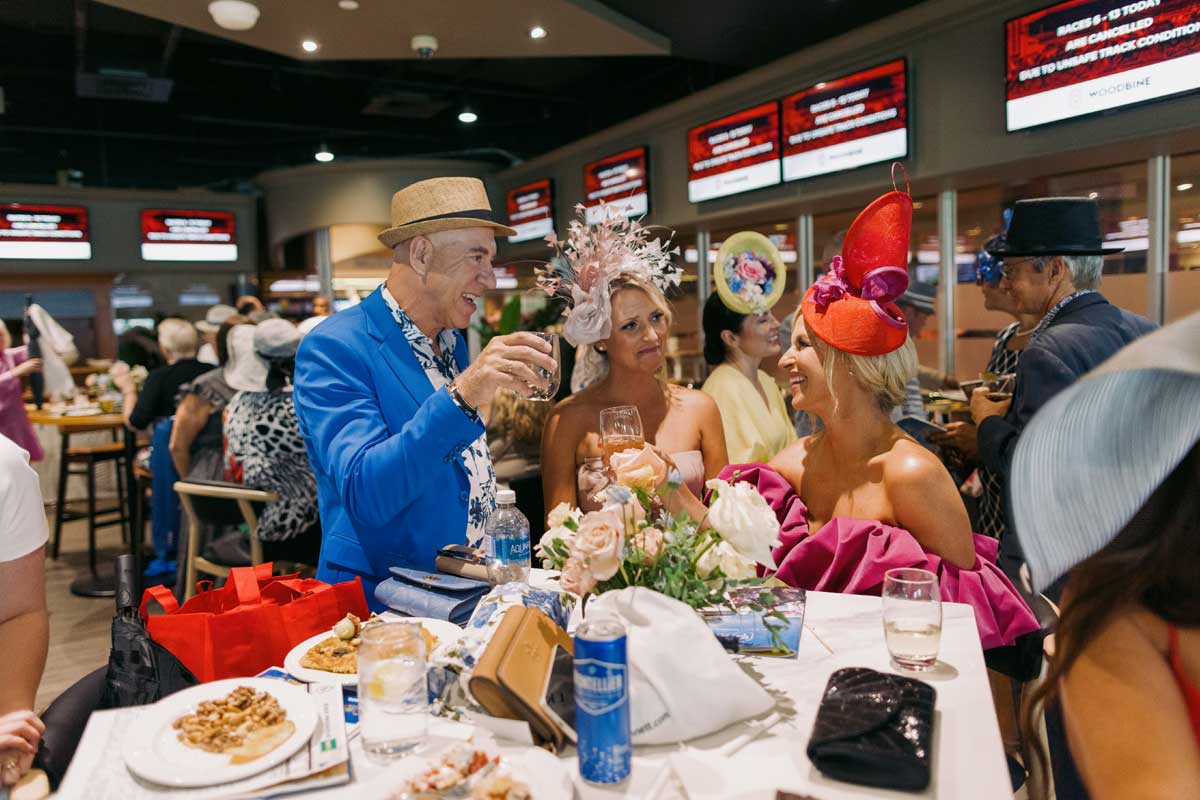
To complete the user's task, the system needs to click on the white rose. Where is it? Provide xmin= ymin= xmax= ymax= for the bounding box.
xmin=562 ymin=282 xmax=612 ymax=347
xmin=547 ymin=502 xmax=580 ymax=530
xmin=705 ymin=478 xmax=781 ymax=569
xmin=535 ymin=525 xmax=575 ymax=562
xmin=697 ymin=540 xmax=756 ymax=580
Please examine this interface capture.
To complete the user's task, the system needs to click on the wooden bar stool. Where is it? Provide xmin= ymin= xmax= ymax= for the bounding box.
xmin=51 ymin=428 xmax=131 ymax=594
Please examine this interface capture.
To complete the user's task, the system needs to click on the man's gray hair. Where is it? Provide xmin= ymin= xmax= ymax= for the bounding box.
xmin=1062 ymin=254 xmax=1104 ymax=291
xmin=1035 ymin=254 xmax=1104 ymax=291
xmin=157 ymin=317 xmax=199 ymax=359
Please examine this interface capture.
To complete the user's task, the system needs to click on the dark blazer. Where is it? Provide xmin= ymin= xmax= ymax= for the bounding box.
xmin=979 ymin=292 xmax=1156 ymax=481
xmin=293 ymin=286 xmax=484 ymax=607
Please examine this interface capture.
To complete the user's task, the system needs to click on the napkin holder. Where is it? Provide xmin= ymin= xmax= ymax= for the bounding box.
xmin=468 ymin=606 xmax=573 ymax=753
xmin=374 ymin=567 xmax=490 ymax=625
xmin=806 ymin=667 xmax=936 ymax=792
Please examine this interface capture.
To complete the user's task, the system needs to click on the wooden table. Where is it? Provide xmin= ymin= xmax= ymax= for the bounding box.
xmin=25 ymin=405 xmax=140 ymax=599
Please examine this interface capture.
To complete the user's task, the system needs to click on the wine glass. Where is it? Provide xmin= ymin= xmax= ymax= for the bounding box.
xmin=882 ymin=568 xmax=942 ymax=671
xmin=600 ymin=405 xmax=644 ymax=464
xmin=527 ymin=332 xmax=561 ymax=402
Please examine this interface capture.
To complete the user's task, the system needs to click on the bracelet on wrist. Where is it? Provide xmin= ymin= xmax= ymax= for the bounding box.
xmin=448 ymin=380 xmax=478 ymax=417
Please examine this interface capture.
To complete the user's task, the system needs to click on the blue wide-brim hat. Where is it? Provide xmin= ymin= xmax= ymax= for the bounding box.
xmin=1011 ymin=312 xmax=1200 ymax=593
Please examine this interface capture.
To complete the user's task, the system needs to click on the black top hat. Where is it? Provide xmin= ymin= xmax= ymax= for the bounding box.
xmin=985 ymin=197 xmax=1123 ymax=258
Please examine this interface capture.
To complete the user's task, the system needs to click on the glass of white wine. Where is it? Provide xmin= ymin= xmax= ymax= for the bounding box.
xmin=599 ymin=405 xmax=644 ymax=465
xmin=882 ymin=568 xmax=942 ymax=671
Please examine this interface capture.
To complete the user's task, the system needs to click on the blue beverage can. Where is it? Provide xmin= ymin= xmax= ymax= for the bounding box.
xmin=574 ymin=618 xmax=631 ymax=785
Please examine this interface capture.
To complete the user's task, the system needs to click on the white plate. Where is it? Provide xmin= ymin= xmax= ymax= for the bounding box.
xmin=121 ymin=677 xmax=318 ymax=788
xmin=359 ymin=739 xmax=573 ymax=798
xmin=283 ymin=616 xmax=464 ymax=686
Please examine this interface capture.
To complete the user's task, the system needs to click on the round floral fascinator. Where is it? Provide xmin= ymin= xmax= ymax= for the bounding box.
xmin=713 ymin=232 xmax=786 ymax=314
xmin=535 ymin=203 xmax=682 ymax=348
xmin=801 ymin=164 xmax=913 ymax=356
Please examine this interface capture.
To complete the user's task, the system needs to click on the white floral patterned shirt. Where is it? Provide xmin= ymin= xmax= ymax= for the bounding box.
xmin=382 ymin=286 xmax=496 ymax=544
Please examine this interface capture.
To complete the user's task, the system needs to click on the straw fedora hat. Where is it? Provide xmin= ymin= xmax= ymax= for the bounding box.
xmin=378 ymin=177 xmax=517 ymax=248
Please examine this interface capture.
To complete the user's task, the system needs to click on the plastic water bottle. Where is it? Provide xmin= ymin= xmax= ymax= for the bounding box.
xmin=486 ymin=489 xmax=531 ymax=584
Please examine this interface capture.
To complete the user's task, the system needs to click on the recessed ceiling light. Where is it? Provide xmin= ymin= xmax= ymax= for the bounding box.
xmin=1088 ymin=191 xmax=1099 ymax=199
xmin=1178 ymin=182 xmax=1195 ymax=191
xmin=208 ymin=0 xmax=260 ymax=31
xmin=815 ymin=82 xmax=827 ymax=89
xmin=338 ymin=0 xmax=359 ymax=8
xmin=458 ymin=110 xmax=478 ymax=124
xmin=314 ymin=144 xmax=334 ymax=162
xmin=529 ymin=25 xmax=547 ymax=39
xmin=302 ymin=39 xmax=320 ymax=53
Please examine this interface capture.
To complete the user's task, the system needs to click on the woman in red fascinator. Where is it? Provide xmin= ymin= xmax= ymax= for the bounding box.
xmin=679 ymin=167 xmax=1038 ymax=654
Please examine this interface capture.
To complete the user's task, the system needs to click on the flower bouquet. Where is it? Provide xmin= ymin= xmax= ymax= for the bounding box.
xmin=536 ymin=446 xmax=796 ymax=654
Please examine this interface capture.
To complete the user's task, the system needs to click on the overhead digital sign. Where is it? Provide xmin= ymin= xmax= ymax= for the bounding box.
xmin=583 ymin=146 xmax=650 ymax=224
xmin=0 ymin=204 xmax=92 ymax=259
xmin=1006 ymin=0 xmax=1200 ymax=131
xmin=687 ymin=101 xmax=781 ymax=203
xmin=782 ymin=59 xmax=908 ymax=182
xmin=506 ymin=179 xmax=555 ymax=243
xmin=141 ymin=209 xmax=237 ymax=261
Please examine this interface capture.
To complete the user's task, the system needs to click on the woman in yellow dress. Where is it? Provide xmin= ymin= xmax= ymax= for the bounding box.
xmin=700 ymin=232 xmax=796 ymax=464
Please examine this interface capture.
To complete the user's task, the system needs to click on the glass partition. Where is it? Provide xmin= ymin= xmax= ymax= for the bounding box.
xmin=1168 ymin=152 xmax=1200 ymax=323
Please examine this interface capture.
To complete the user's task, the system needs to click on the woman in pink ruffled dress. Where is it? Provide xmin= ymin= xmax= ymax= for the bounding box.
xmin=0 ymin=324 xmax=43 ymax=461
xmin=683 ymin=177 xmax=1038 ymax=652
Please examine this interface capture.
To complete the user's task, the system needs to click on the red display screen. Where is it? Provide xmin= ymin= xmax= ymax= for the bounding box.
xmin=506 ymin=179 xmax=555 ymax=243
xmin=0 ymin=203 xmax=91 ymax=260
xmin=583 ymin=146 xmax=649 ymax=224
xmin=140 ymin=209 xmax=237 ymax=261
xmin=1006 ymin=0 xmax=1200 ymax=130
xmin=687 ymin=102 xmax=781 ymax=203
xmin=781 ymin=59 xmax=908 ymax=182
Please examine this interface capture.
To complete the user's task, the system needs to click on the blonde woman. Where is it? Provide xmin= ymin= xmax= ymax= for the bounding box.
xmin=542 ymin=274 xmax=726 ymax=514
xmin=684 ymin=181 xmax=1038 ymax=651
xmin=537 ymin=209 xmax=727 ymax=516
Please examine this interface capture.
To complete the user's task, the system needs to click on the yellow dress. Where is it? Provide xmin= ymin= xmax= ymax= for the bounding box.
xmin=701 ymin=363 xmax=798 ymax=464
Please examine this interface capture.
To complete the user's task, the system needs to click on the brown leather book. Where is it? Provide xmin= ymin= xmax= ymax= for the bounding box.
xmin=468 ymin=606 xmax=574 ymax=752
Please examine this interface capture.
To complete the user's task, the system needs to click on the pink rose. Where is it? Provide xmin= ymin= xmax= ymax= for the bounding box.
xmin=609 ymin=446 xmax=669 ymax=492
xmin=631 ymin=527 xmax=665 ymax=563
xmin=572 ymin=508 xmax=625 ymax=580
xmin=735 ymin=256 xmax=766 ymax=283
xmin=559 ymin=557 xmax=596 ymax=596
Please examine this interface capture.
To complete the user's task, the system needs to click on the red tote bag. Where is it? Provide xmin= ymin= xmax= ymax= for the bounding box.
xmin=140 ymin=563 xmax=369 ymax=681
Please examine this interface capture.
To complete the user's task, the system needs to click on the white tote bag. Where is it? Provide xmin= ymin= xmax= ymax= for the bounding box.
xmin=585 ymin=587 xmax=774 ymax=745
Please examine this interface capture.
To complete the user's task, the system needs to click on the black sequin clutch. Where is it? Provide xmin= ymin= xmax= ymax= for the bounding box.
xmin=805 ymin=667 xmax=937 ymax=792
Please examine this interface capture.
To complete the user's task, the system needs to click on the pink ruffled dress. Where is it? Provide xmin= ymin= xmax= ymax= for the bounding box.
xmin=720 ymin=464 xmax=1039 ymax=651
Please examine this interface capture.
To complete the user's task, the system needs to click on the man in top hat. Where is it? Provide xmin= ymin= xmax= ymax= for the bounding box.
xmin=293 ymin=177 xmax=555 ymax=606
xmin=969 ymin=197 xmax=1156 ymax=585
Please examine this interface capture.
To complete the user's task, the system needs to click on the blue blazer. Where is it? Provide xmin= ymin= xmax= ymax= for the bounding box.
xmin=979 ymin=292 xmax=1156 ymax=481
xmin=293 ymin=286 xmax=484 ymax=603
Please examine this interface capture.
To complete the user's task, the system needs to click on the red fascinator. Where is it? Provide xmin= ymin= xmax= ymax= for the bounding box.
xmin=802 ymin=165 xmax=912 ymax=356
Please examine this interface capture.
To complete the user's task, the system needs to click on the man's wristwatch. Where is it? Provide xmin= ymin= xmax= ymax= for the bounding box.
xmin=447 ymin=379 xmax=479 ymax=419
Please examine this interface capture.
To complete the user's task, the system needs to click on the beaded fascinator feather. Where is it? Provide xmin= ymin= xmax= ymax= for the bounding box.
xmin=536 ymin=203 xmax=681 ymax=347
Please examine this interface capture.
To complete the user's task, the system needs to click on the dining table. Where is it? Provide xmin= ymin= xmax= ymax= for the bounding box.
xmin=25 ymin=403 xmax=141 ymax=598
xmin=54 ymin=574 xmax=1013 ymax=799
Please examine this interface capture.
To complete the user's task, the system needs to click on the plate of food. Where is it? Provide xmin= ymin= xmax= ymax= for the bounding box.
xmin=370 ymin=739 xmax=571 ymax=799
xmin=121 ymin=678 xmax=318 ymax=788
xmin=284 ymin=613 xmax=462 ymax=685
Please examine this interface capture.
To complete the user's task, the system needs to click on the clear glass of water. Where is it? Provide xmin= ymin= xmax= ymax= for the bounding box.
xmin=358 ymin=622 xmax=428 ymax=762
xmin=527 ymin=331 xmax=561 ymax=401
xmin=882 ymin=568 xmax=942 ymax=671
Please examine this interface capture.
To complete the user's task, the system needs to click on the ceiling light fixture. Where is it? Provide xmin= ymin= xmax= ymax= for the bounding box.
xmin=338 ymin=0 xmax=359 ymax=8
xmin=314 ymin=144 xmax=334 ymax=162
xmin=530 ymin=25 xmax=547 ymax=39
xmin=208 ymin=0 xmax=260 ymax=31
xmin=1178 ymin=182 xmax=1195 ymax=191
xmin=458 ymin=110 xmax=478 ymax=124
xmin=1088 ymin=191 xmax=1099 ymax=199
xmin=815 ymin=82 xmax=827 ymax=89
xmin=302 ymin=39 xmax=320 ymax=53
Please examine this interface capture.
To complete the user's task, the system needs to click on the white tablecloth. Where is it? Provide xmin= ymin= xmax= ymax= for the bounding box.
xmin=306 ymin=589 xmax=1010 ymax=800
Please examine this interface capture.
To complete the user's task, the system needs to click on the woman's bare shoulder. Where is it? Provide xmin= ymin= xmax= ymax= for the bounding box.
xmin=671 ymin=384 xmax=719 ymax=415
xmin=769 ymin=434 xmax=815 ymax=477
xmin=881 ymin=437 xmax=950 ymax=488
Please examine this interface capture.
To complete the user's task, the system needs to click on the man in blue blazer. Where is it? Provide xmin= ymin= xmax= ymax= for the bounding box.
xmin=970 ymin=197 xmax=1156 ymax=585
xmin=293 ymin=177 xmax=555 ymax=606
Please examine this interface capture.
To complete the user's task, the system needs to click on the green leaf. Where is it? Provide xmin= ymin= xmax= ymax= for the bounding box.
xmin=498 ymin=295 xmax=523 ymax=335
